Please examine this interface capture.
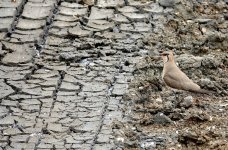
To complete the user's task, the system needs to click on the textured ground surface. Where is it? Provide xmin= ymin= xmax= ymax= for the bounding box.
xmin=0 ymin=0 xmax=227 ymax=150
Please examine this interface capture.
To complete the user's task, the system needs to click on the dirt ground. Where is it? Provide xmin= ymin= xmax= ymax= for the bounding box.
xmin=114 ymin=0 xmax=228 ymax=149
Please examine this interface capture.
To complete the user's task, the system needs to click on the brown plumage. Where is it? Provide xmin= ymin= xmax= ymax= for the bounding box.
xmin=161 ymin=50 xmax=211 ymax=94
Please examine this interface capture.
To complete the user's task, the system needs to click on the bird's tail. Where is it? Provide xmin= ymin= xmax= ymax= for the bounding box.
xmin=198 ymin=89 xmax=216 ymax=95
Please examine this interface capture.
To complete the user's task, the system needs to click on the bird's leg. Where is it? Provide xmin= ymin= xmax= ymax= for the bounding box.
xmin=171 ymin=89 xmax=183 ymax=106
xmin=172 ymin=89 xmax=178 ymax=100
xmin=172 ymin=89 xmax=179 ymax=106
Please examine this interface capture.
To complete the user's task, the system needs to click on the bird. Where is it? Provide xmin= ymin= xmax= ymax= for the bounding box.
xmin=160 ymin=50 xmax=212 ymax=94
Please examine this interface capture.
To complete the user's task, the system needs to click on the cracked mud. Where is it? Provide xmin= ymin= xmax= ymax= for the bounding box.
xmin=0 ymin=0 xmax=227 ymax=150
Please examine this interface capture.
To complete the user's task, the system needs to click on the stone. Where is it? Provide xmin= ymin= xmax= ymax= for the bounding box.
xmin=68 ymin=25 xmax=92 ymax=37
xmin=22 ymin=3 xmax=52 ymax=19
xmin=81 ymin=121 xmax=100 ymax=132
xmin=117 ymin=6 xmax=138 ymax=13
xmin=1 ymin=100 xmax=18 ymax=107
xmin=153 ymin=112 xmax=172 ymax=125
xmin=65 ymin=136 xmax=79 ymax=144
xmin=112 ymin=14 xmax=129 ymax=23
xmin=133 ymin=22 xmax=152 ymax=32
xmin=86 ymin=20 xmax=115 ymax=31
xmin=60 ymin=82 xmax=80 ymax=91
xmin=95 ymin=31 xmax=127 ymax=39
xmin=9 ymin=94 xmax=38 ymax=100
xmin=52 ymin=21 xmax=78 ymax=28
xmin=2 ymin=128 xmax=16 ymax=136
xmin=27 ymin=1 xmax=56 ymax=7
xmin=0 ymin=106 xmax=9 ymax=118
xmin=59 ymin=52 xmax=76 ymax=61
xmin=83 ymin=0 xmax=95 ymax=5
xmin=0 ymin=18 xmax=14 ymax=31
xmin=32 ymin=70 xmax=59 ymax=79
xmin=112 ymin=84 xmax=128 ymax=96
xmin=10 ymin=33 xmax=40 ymax=43
xmin=128 ymin=0 xmax=149 ymax=6
xmin=10 ymin=135 xmax=29 ymax=142
xmin=59 ymin=7 xmax=87 ymax=16
xmin=0 ymin=23 xmax=10 ymax=31
xmin=140 ymin=139 xmax=156 ymax=149
xmin=45 ymin=64 xmax=68 ymax=71
xmin=195 ymin=18 xmax=213 ymax=24
xmin=175 ymin=4 xmax=194 ymax=20
xmin=49 ymin=28 xmax=68 ymax=37
xmin=14 ymin=29 xmax=43 ymax=35
xmin=71 ymin=143 xmax=91 ymax=149
xmin=0 ymin=8 xmax=17 ymax=17
xmin=180 ymin=96 xmax=193 ymax=108
xmin=0 ymin=32 xmax=6 ymax=40
xmin=158 ymin=0 xmax=180 ymax=7
xmin=16 ymin=19 xmax=45 ymax=30
xmin=0 ymin=1 xmax=23 ymax=8
xmin=0 ymin=70 xmax=27 ymax=80
xmin=61 ymin=2 xmax=86 ymax=8
xmin=21 ymin=87 xmax=43 ymax=96
xmin=26 ymin=79 xmax=43 ymax=84
xmin=21 ymin=99 xmax=41 ymax=105
xmin=47 ymin=123 xmax=67 ymax=132
xmin=89 ymin=7 xmax=114 ymax=20
xmin=57 ymin=91 xmax=76 ymax=96
xmin=123 ymin=13 xmax=149 ymax=21
xmin=21 ymin=104 xmax=40 ymax=112
xmin=144 ymin=3 xmax=164 ymax=13
xmin=178 ymin=130 xmax=208 ymax=144
xmin=37 ymin=142 xmax=53 ymax=148
xmin=120 ymin=24 xmax=134 ymax=31
xmin=199 ymin=78 xmax=215 ymax=89
xmin=97 ymin=134 xmax=111 ymax=143
xmin=176 ymin=54 xmax=202 ymax=69
xmin=54 ymin=14 xmax=79 ymax=22
xmin=94 ymin=144 xmax=114 ymax=150
xmin=0 ymin=79 xmax=14 ymax=99
xmin=37 ymin=79 xmax=58 ymax=88
xmin=97 ymin=0 xmax=125 ymax=7
xmin=83 ymin=82 xmax=107 ymax=92
xmin=2 ymin=50 xmax=32 ymax=65
xmin=46 ymin=36 xmax=70 ymax=46
xmin=63 ymin=74 xmax=78 ymax=83
xmin=0 ymin=115 xmax=21 ymax=125
xmin=10 ymin=142 xmax=36 ymax=149
xmin=201 ymin=56 xmax=220 ymax=68
xmin=7 ymin=80 xmax=39 ymax=89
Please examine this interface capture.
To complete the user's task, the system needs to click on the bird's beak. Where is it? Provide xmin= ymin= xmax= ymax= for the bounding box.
xmin=172 ymin=48 xmax=177 ymax=55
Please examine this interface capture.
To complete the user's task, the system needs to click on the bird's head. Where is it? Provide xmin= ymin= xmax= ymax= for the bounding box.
xmin=160 ymin=49 xmax=175 ymax=63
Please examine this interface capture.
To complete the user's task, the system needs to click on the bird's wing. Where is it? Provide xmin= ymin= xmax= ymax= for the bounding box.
xmin=163 ymin=68 xmax=202 ymax=92
xmin=163 ymin=67 xmax=195 ymax=90
xmin=163 ymin=71 xmax=183 ymax=90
